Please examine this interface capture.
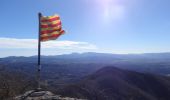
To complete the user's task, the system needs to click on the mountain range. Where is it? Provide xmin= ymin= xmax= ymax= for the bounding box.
xmin=56 ymin=66 xmax=170 ymax=100
xmin=1 ymin=52 xmax=170 ymax=75
xmin=1 ymin=52 xmax=170 ymax=99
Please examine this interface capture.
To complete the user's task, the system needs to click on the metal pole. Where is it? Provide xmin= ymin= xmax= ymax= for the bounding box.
xmin=37 ymin=12 xmax=42 ymax=90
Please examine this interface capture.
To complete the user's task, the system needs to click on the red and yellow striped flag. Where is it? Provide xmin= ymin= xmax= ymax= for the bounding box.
xmin=40 ymin=14 xmax=65 ymax=42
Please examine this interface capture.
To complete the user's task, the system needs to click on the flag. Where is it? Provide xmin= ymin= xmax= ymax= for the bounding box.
xmin=40 ymin=14 xmax=65 ymax=42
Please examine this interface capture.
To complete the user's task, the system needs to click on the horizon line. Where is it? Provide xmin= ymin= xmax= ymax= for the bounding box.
xmin=1 ymin=51 xmax=170 ymax=58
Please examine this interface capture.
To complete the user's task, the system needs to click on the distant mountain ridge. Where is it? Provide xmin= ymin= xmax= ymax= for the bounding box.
xmin=3 ymin=52 xmax=170 ymax=62
xmin=1 ymin=52 xmax=170 ymax=75
xmin=56 ymin=66 xmax=170 ymax=100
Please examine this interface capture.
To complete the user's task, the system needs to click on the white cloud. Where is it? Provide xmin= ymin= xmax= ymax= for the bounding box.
xmin=0 ymin=37 xmax=97 ymax=50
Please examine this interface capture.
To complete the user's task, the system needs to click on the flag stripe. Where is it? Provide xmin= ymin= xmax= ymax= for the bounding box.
xmin=41 ymin=21 xmax=61 ymax=28
xmin=41 ymin=15 xmax=60 ymax=20
xmin=41 ymin=16 xmax=60 ymax=22
xmin=41 ymin=28 xmax=61 ymax=35
xmin=41 ymin=31 xmax=61 ymax=38
xmin=41 ymin=20 xmax=60 ymax=25
xmin=41 ymin=37 xmax=57 ymax=42
xmin=41 ymin=30 xmax=64 ymax=38
xmin=40 ymin=31 xmax=65 ymax=42
xmin=41 ymin=25 xmax=61 ymax=31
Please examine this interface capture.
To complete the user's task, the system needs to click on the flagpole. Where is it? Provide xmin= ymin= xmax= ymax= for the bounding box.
xmin=37 ymin=12 xmax=42 ymax=90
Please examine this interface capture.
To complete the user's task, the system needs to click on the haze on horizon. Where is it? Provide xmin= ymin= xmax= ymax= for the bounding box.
xmin=0 ymin=0 xmax=170 ymax=57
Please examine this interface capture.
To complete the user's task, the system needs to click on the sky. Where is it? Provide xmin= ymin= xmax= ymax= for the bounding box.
xmin=0 ymin=0 xmax=170 ymax=57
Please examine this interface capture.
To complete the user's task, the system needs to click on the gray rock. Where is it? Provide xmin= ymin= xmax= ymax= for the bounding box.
xmin=14 ymin=90 xmax=86 ymax=100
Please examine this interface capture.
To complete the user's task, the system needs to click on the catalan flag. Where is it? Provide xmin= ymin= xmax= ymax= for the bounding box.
xmin=40 ymin=14 xmax=65 ymax=42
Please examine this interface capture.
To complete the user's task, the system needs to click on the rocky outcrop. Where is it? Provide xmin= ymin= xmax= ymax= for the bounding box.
xmin=14 ymin=90 xmax=86 ymax=100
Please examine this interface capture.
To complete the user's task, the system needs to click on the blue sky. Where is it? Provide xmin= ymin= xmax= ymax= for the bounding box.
xmin=0 ymin=0 xmax=170 ymax=57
